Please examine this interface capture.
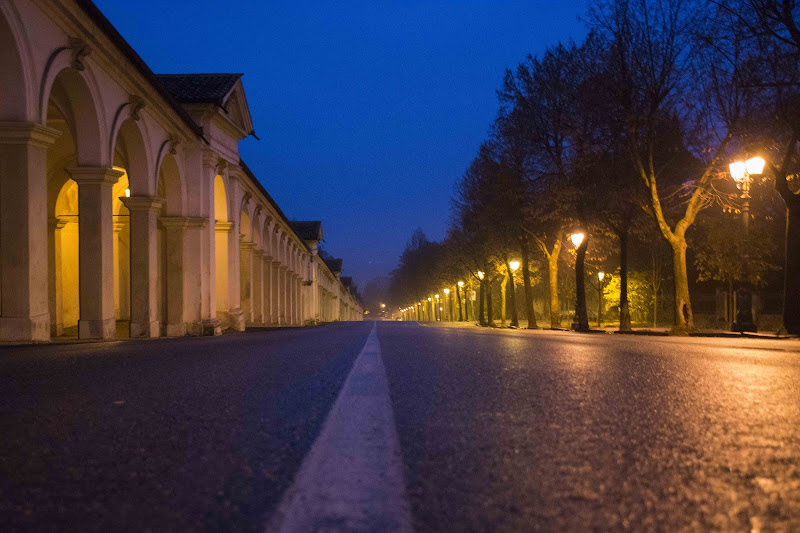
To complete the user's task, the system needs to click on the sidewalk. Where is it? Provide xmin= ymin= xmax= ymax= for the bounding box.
xmin=415 ymin=320 xmax=799 ymax=339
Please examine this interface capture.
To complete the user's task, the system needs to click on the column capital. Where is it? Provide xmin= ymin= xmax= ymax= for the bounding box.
xmin=215 ymin=220 xmax=233 ymax=233
xmin=253 ymin=248 xmax=265 ymax=257
xmin=66 ymin=166 xmax=124 ymax=185
xmin=241 ymin=241 xmax=255 ymax=251
xmin=272 ymin=259 xmax=282 ymax=266
xmin=279 ymin=265 xmax=288 ymax=271
xmin=121 ymin=195 xmax=163 ymax=212
xmin=0 ymin=121 xmax=60 ymax=148
xmin=159 ymin=216 xmax=207 ymax=229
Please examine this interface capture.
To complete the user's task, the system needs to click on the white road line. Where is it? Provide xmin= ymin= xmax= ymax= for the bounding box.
xmin=265 ymin=322 xmax=413 ymax=533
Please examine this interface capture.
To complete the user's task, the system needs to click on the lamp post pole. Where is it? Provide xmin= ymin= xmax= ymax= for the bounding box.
xmin=570 ymin=232 xmax=590 ymax=331
xmin=457 ymin=281 xmax=464 ymax=321
xmin=509 ymin=261 xmax=520 ymax=328
xmin=730 ymin=158 xmax=763 ymax=333
xmin=597 ymin=272 xmax=604 ymax=328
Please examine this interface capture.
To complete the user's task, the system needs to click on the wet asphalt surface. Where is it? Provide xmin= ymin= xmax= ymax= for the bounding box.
xmin=1 ymin=320 xmax=800 ymax=531
xmin=379 ymin=322 xmax=800 ymax=531
xmin=0 ymin=322 xmax=370 ymax=531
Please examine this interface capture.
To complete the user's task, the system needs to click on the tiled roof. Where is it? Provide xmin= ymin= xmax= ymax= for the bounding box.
xmin=324 ymin=258 xmax=343 ymax=274
xmin=290 ymin=221 xmax=323 ymax=242
xmin=156 ymin=74 xmax=243 ymax=105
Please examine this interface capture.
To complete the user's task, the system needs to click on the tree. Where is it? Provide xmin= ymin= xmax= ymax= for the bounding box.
xmin=591 ymin=0 xmax=754 ymax=333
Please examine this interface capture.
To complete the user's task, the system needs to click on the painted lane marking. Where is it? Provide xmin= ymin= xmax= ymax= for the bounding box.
xmin=265 ymin=322 xmax=413 ymax=533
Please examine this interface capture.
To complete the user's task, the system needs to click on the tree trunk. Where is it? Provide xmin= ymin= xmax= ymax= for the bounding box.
xmin=618 ymin=229 xmax=632 ymax=332
xmin=456 ymin=285 xmax=464 ymax=321
xmin=572 ymin=237 xmax=589 ymax=331
xmin=520 ymin=239 xmax=537 ymax=329
xmin=670 ymin=237 xmax=693 ymax=334
xmin=784 ymin=204 xmax=800 ymax=335
xmin=548 ymin=253 xmax=560 ymax=328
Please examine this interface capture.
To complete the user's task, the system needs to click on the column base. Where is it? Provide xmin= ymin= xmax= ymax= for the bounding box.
xmin=228 ymin=308 xmax=245 ymax=332
xmin=0 ymin=314 xmax=50 ymax=342
xmin=78 ymin=317 xmax=116 ymax=339
xmin=130 ymin=320 xmax=160 ymax=338
xmin=202 ymin=319 xmax=222 ymax=336
xmin=732 ymin=321 xmax=758 ymax=333
xmin=166 ymin=323 xmax=186 ymax=337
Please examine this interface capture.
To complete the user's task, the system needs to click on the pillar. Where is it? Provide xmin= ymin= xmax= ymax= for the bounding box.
xmin=271 ymin=260 xmax=281 ymax=324
xmin=240 ymin=240 xmax=254 ymax=324
xmin=48 ymin=217 xmax=67 ymax=337
xmin=68 ymin=166 xmax=124 ymax=339
xmin=262 ymin=255 xmax=272 ymax=325
xmin=159 ymin=217 xmax=190 ymax=336
xmin=0 ymin=123 xmax=59 ymax=341
xmin=251 ymin=248 xmax=263 ymax=325
xmin=123 ymin=196 xmax=163 ymax=338
xmin=279 ymin=265 xmax=288 ymax=324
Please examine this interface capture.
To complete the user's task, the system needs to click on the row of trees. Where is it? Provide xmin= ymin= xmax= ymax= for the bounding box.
xmin=390 ymin=0 xmax=800 ymax=334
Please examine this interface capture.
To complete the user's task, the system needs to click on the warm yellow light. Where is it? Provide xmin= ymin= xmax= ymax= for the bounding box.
xmin=509 ymin=260 xmax=520 ymax=272
xmin=598 ymin=271 xmax=605 ymax=281
xmin=427 ymin=297 xmax=431 ymax=301
xmin=570 ymin=232 xmax=585 ymax=247
xmin=729 ymin=161 xmax=746 ymax=181
xmin=477 ymin=271 xmax=485 ymax=280
xmin=380 ymin=303 xmax=385 ymax=308
xmin=124 ymin=188 xmax=131 ymax=197
xmin=443 ymin=288 xmax=450 ymax=295
xmin=439 ymin=306 xmax=443 ymax=311
xmin=458 ymin=281 xmax=464 ymax=287
xmin=746 ymin=156 xmax=765 ymax=176
xmin=435 ymin=294 xmax=440 ymax=299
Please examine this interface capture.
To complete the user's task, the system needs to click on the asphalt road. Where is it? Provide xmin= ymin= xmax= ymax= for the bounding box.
xmin=2 ymin=321 xmax=799 ymax=531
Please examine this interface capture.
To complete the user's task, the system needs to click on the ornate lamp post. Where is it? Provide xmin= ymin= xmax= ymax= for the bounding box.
xmin=570 ymin=232 xmax=589 ymax=331
xmin=443 ymin=288 xmax=451 ymax=321
xmin=477 ymin=271 xmax=486 ymax=326
xmin=427 ymin=297 xmax=432 ymax=321
xmin=457 ymin=281 xmax=464 ymax=321
xmin=729 ymin=156 xmax=764 ymax=333
xmin=597 ymin=271 xmax=605 ymax=328
xmin=435 ymin=294 xmax=440 ymax=321
xmin=508 ymin=260 xmax=520 ymax=328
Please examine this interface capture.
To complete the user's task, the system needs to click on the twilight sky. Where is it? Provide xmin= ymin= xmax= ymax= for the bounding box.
xmin=94 ymin=0 xmax=587 ymax=288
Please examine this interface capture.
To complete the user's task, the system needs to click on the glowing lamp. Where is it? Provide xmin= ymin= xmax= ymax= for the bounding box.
xmin=443 ymin=288 xmax=450 ymax=295
xmin=477 ymin=271 xmax=485 ymax=280
xmin=729 ymin=161 xmax=746 ymax=182
xmin=598 ymin=271 xmax=605 ymax=281
xmin=427 ymin=297 xmax=431 ymax=301
xmin=509 ymin=260 xmax=520 ymax=272
xmin=746 ymin=157 xmax=765 ymax=176
xmin=124 ymin=188 xmax=131 ymax=197
xmin=458 ymin=281 xmax=464 ymax=287
xmin=570 ymin=232 xmax=585 ymax=247
xmin=435 ymin=294 xmax=439 ymax=299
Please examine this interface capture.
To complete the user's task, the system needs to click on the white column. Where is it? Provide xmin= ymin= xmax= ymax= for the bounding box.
xmin=262 ymin=255 xmax=272 ymax=325
xmin=0 ymin=123 xmax=59 ymax=341
xmin=123 ymin=196 xmax=163 ymax=338
xmin=240 ymin=240 xmax=254 ymax=325
xmin=251 ymin=248 xmax=263 ymax=325
xmin=271 ymin=260 xmax=281 ymax=324
xmin=68 ymin=166 xmax=124 ymax=339
xmin=158 ymin=217 xmax=190 ymax=336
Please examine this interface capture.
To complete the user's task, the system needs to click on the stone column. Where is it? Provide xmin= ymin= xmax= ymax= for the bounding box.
xmin=0 ymin=123 xmax=59 ymax=341
xmin=68 ymin=166 xmax=124 ymax=339
xmin=262 ymin=255 xmax=272 ymax=325
xmin=295 ymin=275 xmax=303 ymax=324
xmin=47 ymin=218 xmax=68 ymax=337
xmin=159 ymin=217 xmax=190 ymax=336
xmin=240 ymin=239 xmax=254 ymax=325
xmin=279 ymin=265 xmax=289 ymax=324
xmin=251 ymin=248 xmax=263 ymax=325
xmin=123 ymin=196 xmax=163 ymax=338
xmin=180 ymin=217 xmax=208 ymax=335
xmin=287 ymin=272 xmax=295 ymax=325
xmin=271 ymin=260 xmax=281 ymax=324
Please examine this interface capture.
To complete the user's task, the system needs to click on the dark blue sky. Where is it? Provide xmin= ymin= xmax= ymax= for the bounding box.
xmin=95 ymin=0 xmax=587 ymax=288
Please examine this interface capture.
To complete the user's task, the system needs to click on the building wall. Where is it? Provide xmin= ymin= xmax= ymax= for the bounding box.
xmin=0 ymin=0 xmax=362 ymax=342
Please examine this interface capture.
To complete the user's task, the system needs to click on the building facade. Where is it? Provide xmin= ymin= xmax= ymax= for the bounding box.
xmin=0 ymin=0 xmax=362 ymax=342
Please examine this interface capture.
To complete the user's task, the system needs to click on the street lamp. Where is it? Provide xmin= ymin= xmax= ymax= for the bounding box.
xmin=729 ymin=156 xmax=764 ymax=332
xmin=435 ymin=294 xmax=440 ymax=321
xmin=456 ymin=281 xmax=464 ymax=321
xmin=508 ymin=260 xmax=520 ymax=327
xmin=443 ymin=288 xmax=451 ymax=321
xmin=569 ymin=231 xmax=589 ymax=331
xmin=477 ymin=271 xmax=486 ymax=326
xmin=597 ymin=271 xmax=605 ymax=328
